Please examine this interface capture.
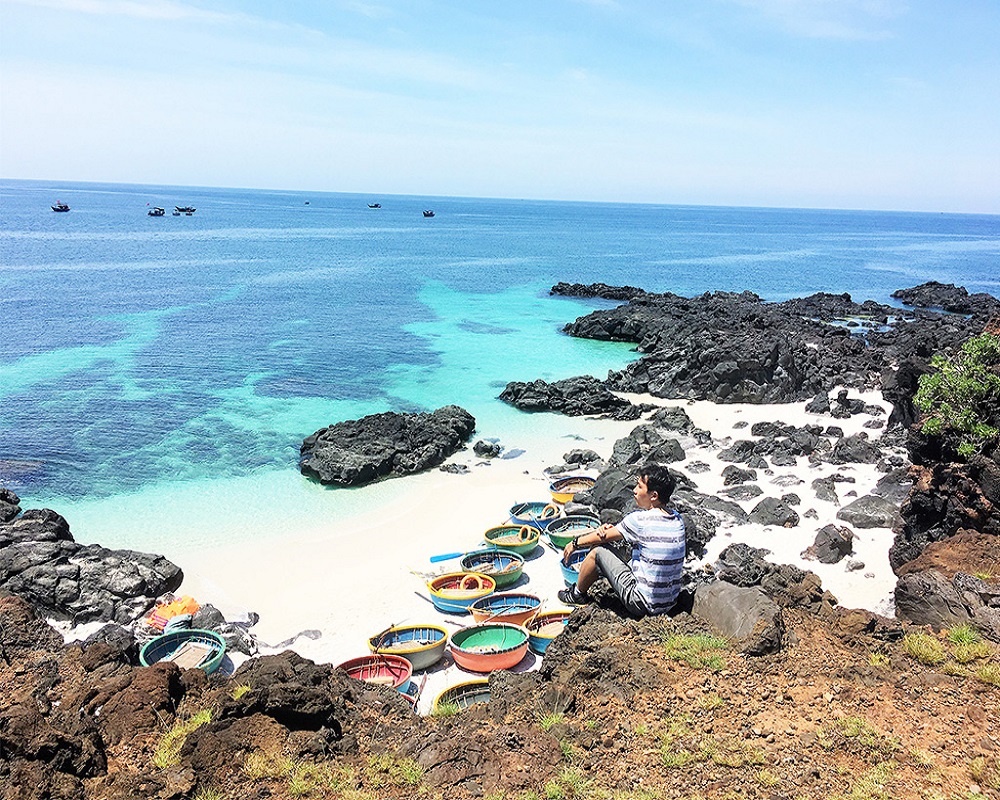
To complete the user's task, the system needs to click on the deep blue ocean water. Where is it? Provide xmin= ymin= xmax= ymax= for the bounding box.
xmin=1 ymin=179 xmax=998 ymax=550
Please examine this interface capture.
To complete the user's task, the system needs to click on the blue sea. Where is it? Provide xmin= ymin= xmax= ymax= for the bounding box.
xmin=1 ymin=179 xmax=998 ymax=554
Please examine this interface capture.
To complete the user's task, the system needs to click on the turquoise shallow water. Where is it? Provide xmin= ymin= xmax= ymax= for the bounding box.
xmin=1 ymin=179 xmax=998 ymax=551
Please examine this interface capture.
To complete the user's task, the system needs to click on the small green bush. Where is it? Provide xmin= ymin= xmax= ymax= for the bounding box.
xmin=914 ymin=333 xmax=1000 ymax=457
xmin=153 ymin=708 xmax=212 ymax=769
xmin=903 ymin=632 xmax=947 ymax=666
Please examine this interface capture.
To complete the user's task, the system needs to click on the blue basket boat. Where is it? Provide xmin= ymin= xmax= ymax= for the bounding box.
xmin=368 ymin=624 xmax=449 ymax=671
xmin=460 ymin=550 xmax=525 ymax=589
xmin=526 ymin=610 xmax=572 ymax=655
xmin=427 ymin=572 xmax=496 ymax=614
xmin=139 ymin=628 xmax=226 ymax=674
xmin=469 ymin=592 xmax=542 ymax=625
xmin=559 ymin=547 xmax=591 ymax=587
xmin=546 ymin=513 xmax=602 ymax=548
xmin=508 ymin=501 xmax=561 ymax=530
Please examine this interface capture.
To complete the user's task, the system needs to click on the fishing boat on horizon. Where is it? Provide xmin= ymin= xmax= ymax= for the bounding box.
xmin=51 ymin=201 xmax=70 ymax=212
xmin=368 ymin=202 xmax=381 ymax=208
xmin=175 ymin=205 xmax=196 ymax=214
xmin=147 ymin=206 xmax=165 ymax=217
xmin=423 ymin=210 xmax=435 ymax=217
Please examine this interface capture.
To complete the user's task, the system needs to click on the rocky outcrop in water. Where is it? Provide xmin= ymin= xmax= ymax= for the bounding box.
xmin=549 ymin=282 xmax=647 ymax=301
xmin=0 ymin=496 xmax=183 ymax=624
xmin=499 ymin=376 xmax=642 ymax=419
xmin=299 ymin=405 xmax=476 ymax=486
xmin=557 ymin=285 xmax=989 ymax=406
xmin=891 ymin=281 xmax=1000 ymax=316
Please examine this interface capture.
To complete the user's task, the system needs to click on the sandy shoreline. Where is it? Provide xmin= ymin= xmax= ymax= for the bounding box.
xmin=174 ymin=388 xmax=898 ymax=712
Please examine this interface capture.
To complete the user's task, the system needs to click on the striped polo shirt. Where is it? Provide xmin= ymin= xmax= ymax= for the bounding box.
xmin=616 ymin=508 xmax=686 ymax=614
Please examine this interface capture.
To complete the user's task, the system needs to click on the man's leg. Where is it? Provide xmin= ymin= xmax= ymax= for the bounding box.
xmin=591 ymin=548 xmax=648 ymax=616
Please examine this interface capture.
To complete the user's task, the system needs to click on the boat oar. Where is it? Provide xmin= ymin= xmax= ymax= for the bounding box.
xmin=429 ymin=551 xmax=465 ymax=564
xmin=428 ymin=544 xmax=499 ymax=564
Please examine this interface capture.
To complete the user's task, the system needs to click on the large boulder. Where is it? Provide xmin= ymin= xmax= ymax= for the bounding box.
xmin=692 ymin=581 xmax=785 ymax=655
xmin=803 ymin=524 xmax=854 ymax=564
xmin=894 ymin=570 xmax=1000 ymax=641
xmin=299 ymin=405 xmax=476 ymax=486
xmin=836 ymin=495 xmax=901 ymax=529
xmin=748 ymin=497 xmax=799 ymax=528
xmin=0 ymin=508 xmax=183 ymax=624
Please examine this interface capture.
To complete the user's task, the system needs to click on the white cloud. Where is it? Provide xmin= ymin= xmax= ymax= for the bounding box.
xmin=2 ymin=0 xmax=237 ymax=23
xmin=733 ymin=0 xmax=907 ymax=40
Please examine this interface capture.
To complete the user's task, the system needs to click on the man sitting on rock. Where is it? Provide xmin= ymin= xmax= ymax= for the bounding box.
xmin=558 ymin=465 xmax=685 ymax=616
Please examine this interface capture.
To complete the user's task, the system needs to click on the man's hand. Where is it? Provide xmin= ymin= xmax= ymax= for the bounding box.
xmin=562 ymin=539 xmax=576 ymax=566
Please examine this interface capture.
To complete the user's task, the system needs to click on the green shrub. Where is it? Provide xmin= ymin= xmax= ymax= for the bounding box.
xmin=152 ymin=708 xmax=212 ymax=769
xmin=914 ymin=333 xmax=1000 ymax=457
xmin=903 ymin=632 xmax=947 ymax=666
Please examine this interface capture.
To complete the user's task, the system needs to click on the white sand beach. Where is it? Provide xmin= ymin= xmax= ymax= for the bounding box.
xmin=176 ymin=388 xmax=899 ymax=713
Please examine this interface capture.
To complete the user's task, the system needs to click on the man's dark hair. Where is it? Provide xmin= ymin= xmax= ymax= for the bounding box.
xmin=640 ymin=464 xmax=676 ymax=502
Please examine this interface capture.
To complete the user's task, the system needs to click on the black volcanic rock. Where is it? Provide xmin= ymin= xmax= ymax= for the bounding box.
xmin=299 ymin=405 xmax=476 ymax=486
xmin=0 ymin=488 xmax=21 ymax=523
xmin=892 ymin=281 xmax=1000 ymax=316
xmin=803 ymin=524 xmax=855 ymax=564
xmin=550 ymin=282 xmax=646 ymax=301
xmin=558 ymin=286 xmax=992 ymax=406
xmin=0 ymin=507 xmax=183 ymax=624
xmin=499 ymin=376 xmax=639 ymax=418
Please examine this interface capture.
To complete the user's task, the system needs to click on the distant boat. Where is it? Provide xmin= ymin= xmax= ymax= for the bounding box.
xmin=175 ymin=206 xmax=196 ymax=214
xmin=368 ymin=203 xmax=381 ymax=208
xmin=304 ymin=201 xmax=310 ymax=205
xmin=51 ymin=201 xmax=70 ymax=212
xmin=423 ymin=210 xmax=435 ymax=217
xmin=148 ymin=207 xmax=165 ymax=217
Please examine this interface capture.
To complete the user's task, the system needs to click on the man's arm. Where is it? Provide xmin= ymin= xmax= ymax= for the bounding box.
xmin=562 ymin=523 xmax=622 ymax=563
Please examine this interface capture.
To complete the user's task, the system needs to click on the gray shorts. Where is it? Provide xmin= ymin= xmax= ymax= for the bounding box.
xmin=594 ymin=547 xmax=650 ymax=617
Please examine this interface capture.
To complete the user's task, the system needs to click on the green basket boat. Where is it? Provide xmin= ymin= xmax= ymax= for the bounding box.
xmin=139 ymin=629 xmax=226 ymax=674
xmin=482 ymin=524 xmax=540 ymax=556
xmin=546 ymin=513 xmax=601 ymax=548
xmin=460 ymin=550 xmax=525 ymax=589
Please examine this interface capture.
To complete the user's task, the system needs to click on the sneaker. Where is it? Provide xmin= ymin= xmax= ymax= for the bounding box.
xmin=557 ymin=586 xmax=590 ymax=606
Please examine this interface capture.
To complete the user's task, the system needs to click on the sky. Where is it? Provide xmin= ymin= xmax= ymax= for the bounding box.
xmin=1 ymin=0 xmax=999 ymax=212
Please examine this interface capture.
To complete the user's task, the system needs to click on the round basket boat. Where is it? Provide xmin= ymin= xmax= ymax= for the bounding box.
xmin=526 ymin=610 xmax=572 ymax=655
xmin=546 ymin=513 xmax=602 ymax=548
xmin=508 ymin=501 xmax=562 ymax=530
xmin=139 ymin=629 xmax=226 ymax=674
xmin=560 ymin=546 xmax=591 ymax=587
xmin=368 ymin=624 xmax=449 ymax=671
xmin=469 ymin=592 xmax=542 ymax=626
xmin=337 ymin=653 xmax=413 ymax=690
xmin=460 ymin=550 xmax=525 ymax=589
xmin=483 ymin=524 xmax=540 ymax=556
xmin=449 ymin=622 xmax=530 ymax=673
xmin=432 ymin=679 xmax=491 ymax=714
xmin=426 ymin=572 xmax=496 ymax=614
xmin=399 ymin=679 xmax=421 ymax=711
xmin=549 ymin=475 xmax=596 ymax=504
